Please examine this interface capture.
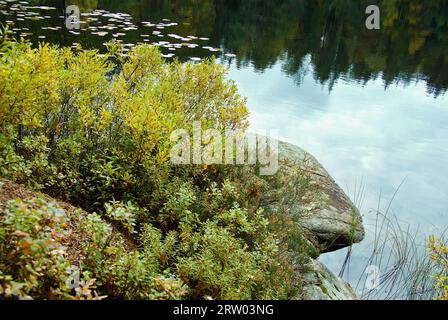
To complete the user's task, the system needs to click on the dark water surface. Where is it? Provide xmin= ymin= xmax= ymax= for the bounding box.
xmin=2 ymin=0 xmax=448 ymax=295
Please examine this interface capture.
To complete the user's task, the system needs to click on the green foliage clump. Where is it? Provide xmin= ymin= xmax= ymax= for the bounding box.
xmin=104 ymin=200 xmax=138 ymax=234
xmin=0 ymin=24 xmax=13 ymax=54
xmin=428 ymin=236 xmax=448 ymax=300
xmin=146 ymin=174 xmax=300 ymax=299
xmin=177 ymin=221 xmax=262 ymax=299
xmin=0 ymin=196 xmax=189 ymax=300
xmin=78 ymin=212 xmax=188 ymax=300
xmin=0 ymin=198 xmax=76 ymax=299
xmin=0 ymin=40 xmax=248 ymax=206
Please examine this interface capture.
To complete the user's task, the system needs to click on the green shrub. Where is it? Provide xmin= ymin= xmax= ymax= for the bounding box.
xmin=77 ymin=211 xmax=188 ymax=299
xmin=104 ymin=200 xmax=138 ymax=234
xmin=140 ymin=225 xmax=178 ymax=270
xmin=0 ymin=41 xmax=248 ymax=210
xmin=177 ymin=221 xmax=261 ymax=299
xmin=0 ymin=198 xmax=74 ymax=299
xmin=0 ymin=42 xmax=306 ymax=300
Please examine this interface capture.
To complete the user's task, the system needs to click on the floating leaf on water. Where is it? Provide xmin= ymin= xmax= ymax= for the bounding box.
xmin=95 ymin=31 xmax=109 ymax=37
xmin=26 ymin=6 xmax=56 ymax=10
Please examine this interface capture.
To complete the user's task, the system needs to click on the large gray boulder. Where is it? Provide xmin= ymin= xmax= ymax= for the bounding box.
xmin=302 ymin=257 xmax=357 ymax=300
xmin=267 ymin=140 xmax=365 ymax=253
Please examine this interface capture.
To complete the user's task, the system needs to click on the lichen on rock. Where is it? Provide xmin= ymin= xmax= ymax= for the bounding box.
xmin=271 ymin=141 xmax=365 ymax=253
xmin=301 ymin=257 xmax=357 ymax=300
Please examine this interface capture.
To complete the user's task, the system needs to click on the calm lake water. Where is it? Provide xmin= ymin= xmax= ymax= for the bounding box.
xmin=2 ymin=0 xmax=447 ymax=295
